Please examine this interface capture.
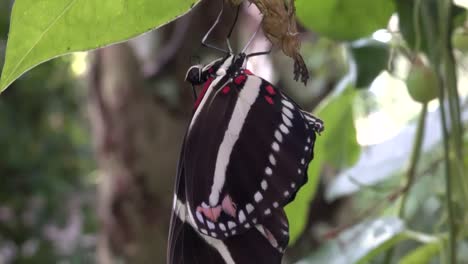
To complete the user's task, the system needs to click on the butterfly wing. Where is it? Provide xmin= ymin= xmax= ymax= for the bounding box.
xmin=183 ymin=72 xmax=323 ymax=243
xmin=168 ymin=134 xmax=286 ymax=264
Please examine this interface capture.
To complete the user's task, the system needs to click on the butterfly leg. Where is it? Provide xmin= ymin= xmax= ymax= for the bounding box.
xmin=225 ymin=5 xmax=241 ymax=53
xmin=201 ymin=0 xmax=230 ymax=54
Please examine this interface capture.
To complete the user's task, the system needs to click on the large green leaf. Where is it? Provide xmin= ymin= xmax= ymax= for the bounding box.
xmin=298 ymin=217 xmax=439 ymax=264
xmin=299 ymin=217 xmax=406 ymax=264
xmin=296 ymin=0 xmax=394 ymax=41
xmin=395 ymin=0 xmax=465 ymax=53
xmin=399 ymin=241 xmax=443 ymax=264
xmin=286 ymin=87 xmax=360 ymax=244
xmin=350 ymin=39 xmax=390 ymax=89
xmin=0 ymin=0 xmax=199 ymax=92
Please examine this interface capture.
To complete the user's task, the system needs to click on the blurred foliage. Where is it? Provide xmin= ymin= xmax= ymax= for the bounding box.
xmin=287 ymin=86 xmax=360 ymax=244
xmin=296 ymin=0 xmax=394 ymax=40
xmin=0 ymin=3 xmax=95 ymax=262
xmin=350 ymin=39 xmax=390 ymax=89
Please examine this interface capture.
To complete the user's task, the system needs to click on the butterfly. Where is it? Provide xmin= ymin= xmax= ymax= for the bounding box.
xmin=167 ymin=3 xmax=323 ymax=264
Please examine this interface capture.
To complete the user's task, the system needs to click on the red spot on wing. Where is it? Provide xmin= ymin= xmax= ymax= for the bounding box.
xmin=244 ymin=69 xmax=253 ymax=75
xmin=194 ymin=77 xmax=214 ymax=109
xmin=265 ymin=96 xmax=274 ymax=105
xmin=266 ymin=85 xmax=276 ymax=95
xmin=234 ymin=75 xmax=247 ymax=85
xmin=222 ymin=86 xmax=231 ymax=94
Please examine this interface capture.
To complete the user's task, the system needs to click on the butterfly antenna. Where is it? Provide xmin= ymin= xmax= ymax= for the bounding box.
xmin=202 ymin=0 xmax=229 ymax=54
xmin=225 ymin=5 xmax=241 ymax=53
xmin=246 ymin=48 xmax=271 ymax=58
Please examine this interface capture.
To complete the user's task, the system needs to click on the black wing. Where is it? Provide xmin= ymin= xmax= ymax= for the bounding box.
xmin=168 ymin=134 xmax=287 ymax=264
xmin=183 ymin=72 xmax=322 ymax=241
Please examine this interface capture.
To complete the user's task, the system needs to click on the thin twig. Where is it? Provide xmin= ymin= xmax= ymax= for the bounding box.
xmin=399 ymin=103 xmax=427 ymax=217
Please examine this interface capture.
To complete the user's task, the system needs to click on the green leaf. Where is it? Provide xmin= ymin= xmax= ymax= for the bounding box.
xmin=0 ymin=0 xmax=199 ymax=92
xmin=395 ymin=0 xmax=465 ymax=53
xmin=394 ymin=0 xmax=436 ymax=53
xmin=296 ymin=0 xmax=395 ymax=41
xmin=399 ymin=241 xmax=443 ymax=264
xmin=286 ymin=87 xmax=360 ymax=244
xmin=350 ymin=39 xmax=390 ymax=88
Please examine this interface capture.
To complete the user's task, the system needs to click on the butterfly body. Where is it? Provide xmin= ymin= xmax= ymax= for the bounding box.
xmin=168 ymin=53 xmax=323 ymax=264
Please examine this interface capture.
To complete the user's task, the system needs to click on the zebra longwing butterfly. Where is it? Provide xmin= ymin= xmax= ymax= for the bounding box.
xmin=167 ymin=52 xmax=324 ymax=263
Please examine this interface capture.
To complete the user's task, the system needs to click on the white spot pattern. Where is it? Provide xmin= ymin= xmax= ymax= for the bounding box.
xmin=246 ymin=203 xmax=254 ymax=214
xmin=207 ymin=220 xmax=215 ymax=230
xmin=282 ymin=114 xmax=292 ymax=127
xmin=254 ymin=192 xmax=263 ymax=202
xmin=261 ymin=180 xmax=268 ymax=190
xmin=228 ymin=221 xmax=236 ymax=229
xmin=275 ymin=130 xmax=283 ymax=142
xmin=269 ymin=154 xmax=276 ymax=166
xmin=238 ymin=210 xmax=246 ymax=223
xmin=282 ymin=107 xmax=294 ymax=119
xmin=279 ymin=124 xmax=289 ymax=134
xmin=196 ymin=211 xmax=204 ymax=223
xmin=282 ymin=99 xmax=294 ymax=109
xmin=272 ymin=142 xmax=280 ymax=152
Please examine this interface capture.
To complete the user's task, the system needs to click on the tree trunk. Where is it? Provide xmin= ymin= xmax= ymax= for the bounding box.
xmin=88 ymin=43 xmax=187 ymax=264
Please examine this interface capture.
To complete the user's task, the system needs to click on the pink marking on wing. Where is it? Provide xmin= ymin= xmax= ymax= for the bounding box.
xmin=222 ymin=195 xmax=237 ymax=217
xmin=222 ymin=86 xmax=230 ymax=94
xmin=209 ymin=206 xmax=222 ymax=222
xmin=197 ymin=205 xmax=222 ymax=222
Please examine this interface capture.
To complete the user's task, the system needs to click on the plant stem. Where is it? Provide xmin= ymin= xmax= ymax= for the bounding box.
xmin=439 ymin=0 xmax=463 ymax=157
xmin=439 ymin=0 xmax=468 ymax=201
xmin=438 ymin=71 xmax=457 ymax=264
xmin=399 ymin=103 xmax=427 ymax=217
xmin=420 ymin=2 xmax=457 ymax=263
xmin=383 ymin=103 xmax=428 ymax=264
xmin=438 ymin=1 xmax=462 ymax=263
